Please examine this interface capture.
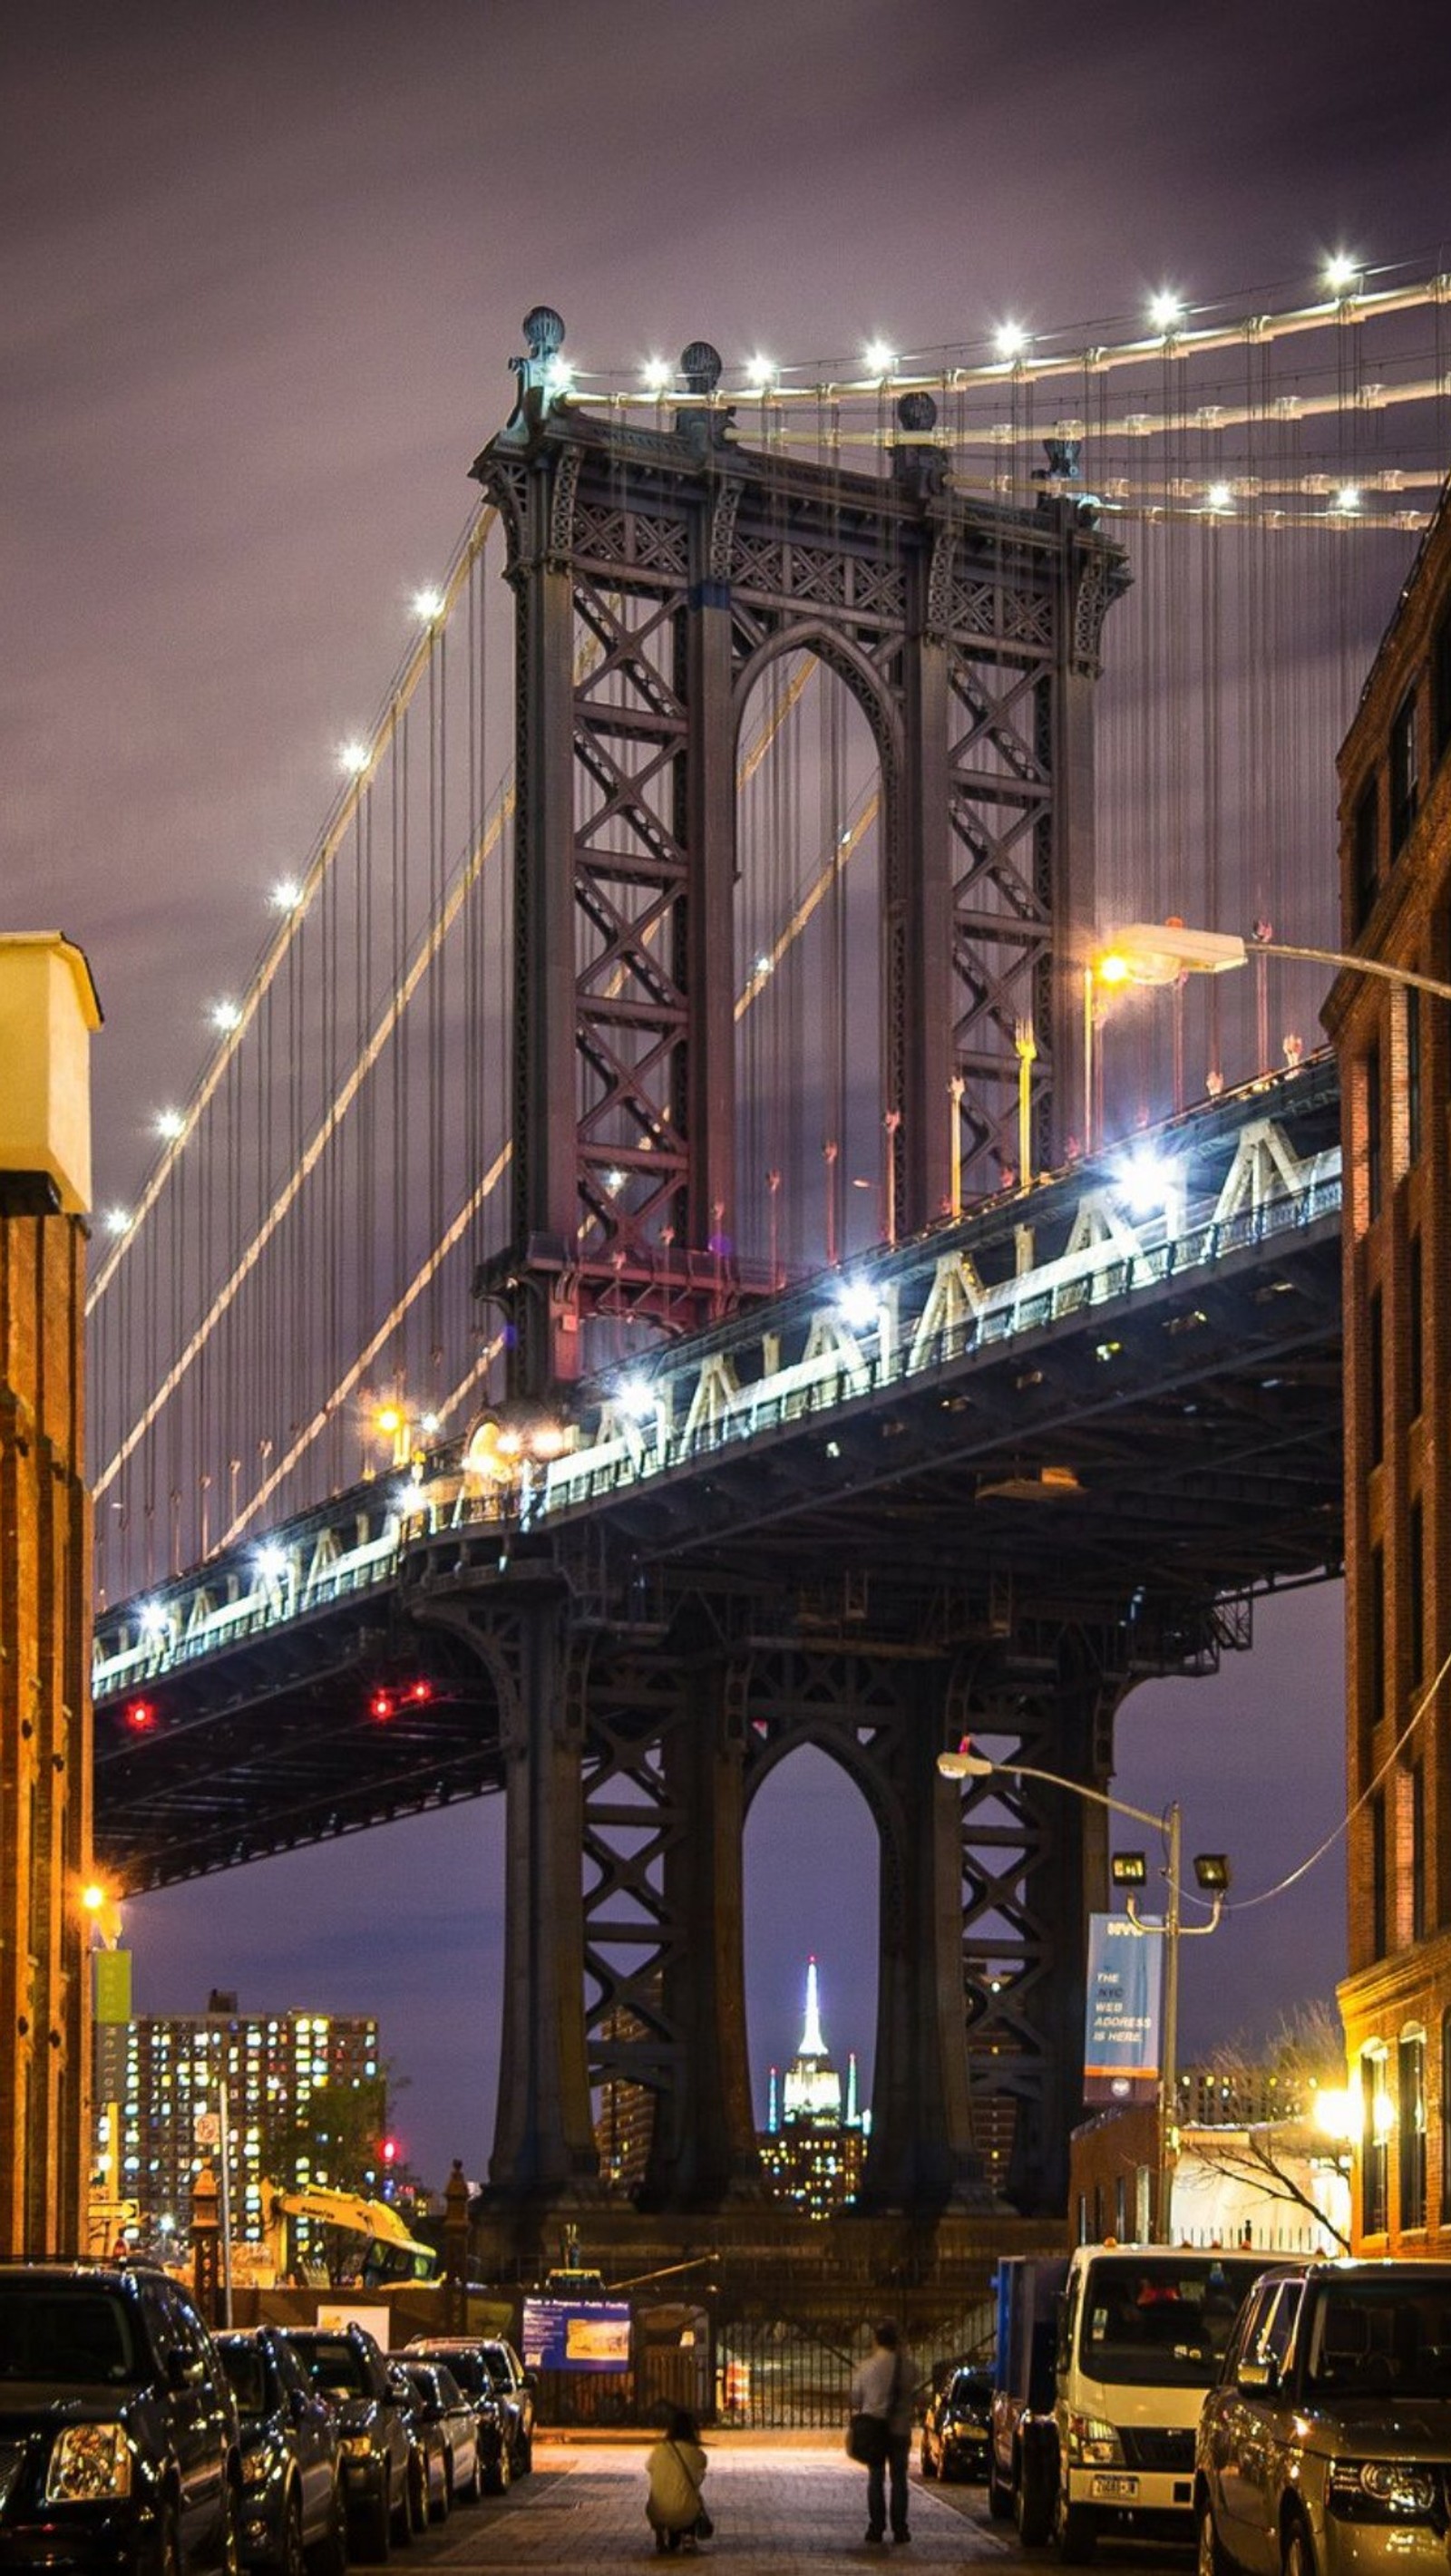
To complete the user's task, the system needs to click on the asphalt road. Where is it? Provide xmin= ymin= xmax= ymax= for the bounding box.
xmin=346 ymin=2434 xmax=1196 ymax=2571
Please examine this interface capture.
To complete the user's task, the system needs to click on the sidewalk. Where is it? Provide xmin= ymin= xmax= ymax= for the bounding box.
xmin=429 ymin=2434 xmax=1014 ymax=2569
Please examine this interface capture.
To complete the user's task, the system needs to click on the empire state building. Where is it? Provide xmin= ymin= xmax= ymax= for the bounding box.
xmin=761 ymin=1957 xmax=868 ymax=2219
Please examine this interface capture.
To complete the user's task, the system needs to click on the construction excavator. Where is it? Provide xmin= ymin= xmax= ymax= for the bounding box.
xmin=266 ymin=2184 xmax=439 ymax=2288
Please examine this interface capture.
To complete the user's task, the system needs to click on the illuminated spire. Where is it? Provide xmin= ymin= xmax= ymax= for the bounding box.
xmin=846 ymin=2050 xmax=860 ymax=2127
xmin=801 ymin=1955 xmax=826 ymax=2056
xmin=767 ymin=2066 xmax=779 ymax=2134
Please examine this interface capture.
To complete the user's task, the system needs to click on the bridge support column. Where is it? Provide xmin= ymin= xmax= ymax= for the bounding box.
xmin=641 ymin=1660 xmax=762 ymax=2210
xmin=955 ymin=1653 xmax=1124 ymax=2215
xmin=857 ymin=1665 xmax=988 ymax=2214
xmin=486 ymin=1597 xmax=599 ymax=2203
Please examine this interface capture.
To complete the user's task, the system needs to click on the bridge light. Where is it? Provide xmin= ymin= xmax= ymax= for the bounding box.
xmin=863 ymin=339 xmax=895 ymax=378
xmin=103 ymin=1207 xmax=132 ymax=1237
xmin=1333 ymin=483 xmax=1362 ymax=515
xmin=642 ymin=356 xmax=673 ymax=393
xmin=269 ymin=879 xmax=303 ymax=912
xmin=337 ymin=740 xmax=371 ymax=776
xmin=371 ymin=1689 xmax=394 ymax=1721
xmin=618 ymin=1375 xmax=657 ymax=1422
xmin=138 ymin=1599 xmax=170 ymax=1638
xmin=994 ymin=321 xmax=1029 ymax=362
xmin=745 ymin=354 xmax=776 ymax=392
xmin=155 ymin=1109 xmax=185 ymax=1142
xmin=419 ymin=1413 xmax=441 ymax=1435
xmin=938 ymin=1737 xmax=993 ymax=1780
xmin=1096 ymin=923 xmax=1248 ymax=985
xmin=255 ymin=1545 xmax=288 ymax=1583
xmin=1117 ymin=1146 xmax=1173 ymax=1215
xmin=81 ymin=1879 xmax=123 ymax=1947
xmin=1149 ymin=289 xmax=1184 ymax=335
xmin=209 ymin=999 xmax=241 ymax=1032
xmin=412 ymin=587 xmax=445 ymax=622
xmin=1325 ymin=251 xmax=1359 ymax=295
xmin=122 ymin=1698 xmax=158 ymax=1733
xmin=406 ymin=1679 xmax=433 ymax=1704
xmin=836 ymin=1279 xmax=881 ymax=1331
xmin=1204 ymin=481 xmax=1233 ymax=512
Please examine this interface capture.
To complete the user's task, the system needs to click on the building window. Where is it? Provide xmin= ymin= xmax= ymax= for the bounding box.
xmin=1366 ymin=1044 xmax=1382 ymax=1219
xmin=1369 ymin=1544 xmax=1387 ymax=1736
xmin=1435 ymin=607 xmax=1451 ymax=764
xmin=1412 ymin=1759 xmax=1427 ymax=1940
xmin=1363 ymin=2050 xmax=1389 ymax=2234
xmin=1400 ymin=2033 xmax=1427 ymax=2231
xmin=1371 ymin=1787 xmax=1388 ymax=1958
xmin=1352 ymin=781 xmax=1378 ymax=932
xmin=1390 ymin=689 xmax=1420 ymax=856
xmin=1410 ymin=1500 xmax=1425 ymax=1690
xmin=1407 ymin=987 xmax=1422 ymax=1163
xmin=1368 ymin=1290 xmax=1384 ymax=1465
xmin=1410 ymin=1236 xmax=1424 ymax=1420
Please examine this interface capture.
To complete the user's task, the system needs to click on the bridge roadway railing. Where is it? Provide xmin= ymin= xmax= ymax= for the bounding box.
xmin=93 ymin=1056 xmax=1341 ymax=1704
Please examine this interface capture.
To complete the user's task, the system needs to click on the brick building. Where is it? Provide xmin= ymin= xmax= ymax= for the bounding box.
xmin=1334 ymin=481 xmax=1451 ymax=2247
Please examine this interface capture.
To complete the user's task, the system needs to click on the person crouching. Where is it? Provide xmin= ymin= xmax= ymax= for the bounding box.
xmin=645 ymin=2407 xmax=709 ymax=2553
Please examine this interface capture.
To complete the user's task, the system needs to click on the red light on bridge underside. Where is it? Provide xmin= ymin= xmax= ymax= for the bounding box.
xmin=407 ymin=1680 xmax=433 ymax=1704
xmin=123 ymin=1699 xmax=158 ymax=1733
xmin=371 ymin=1690 xmax=394 ymax=1721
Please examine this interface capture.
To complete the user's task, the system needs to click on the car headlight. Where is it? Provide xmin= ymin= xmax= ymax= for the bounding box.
xmin=340 ymin=2434 xmax=375 ymax=2461
xmin=1328 ymin=2459 xmax=1439 ymax=2520
xmin=1065 ymin=2412 xmax=1124 ymax=2466
xmin=45 ymin=2424 xmax=134 ymax=2502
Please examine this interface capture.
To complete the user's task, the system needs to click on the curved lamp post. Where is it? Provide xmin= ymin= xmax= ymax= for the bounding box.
xmin=1096 ymin=920 xmax=1451 ymax=1010
xmin=938 ymin=1744 xmax=1228 ymax=2241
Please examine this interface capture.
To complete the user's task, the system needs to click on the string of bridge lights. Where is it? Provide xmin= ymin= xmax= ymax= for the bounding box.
xmin=93 ymin=248 xmax=1440 ymax=1244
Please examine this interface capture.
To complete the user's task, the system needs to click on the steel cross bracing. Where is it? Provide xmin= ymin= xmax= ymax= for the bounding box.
xmin=473 ymin=318 xmax=1127 ymax=1390
xmin=92 ymin=1057 xmax=1343 ymax=2218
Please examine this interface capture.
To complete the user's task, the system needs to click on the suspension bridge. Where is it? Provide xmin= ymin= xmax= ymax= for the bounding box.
xmin=84 ymin=260 xmax=1446 ymax=2227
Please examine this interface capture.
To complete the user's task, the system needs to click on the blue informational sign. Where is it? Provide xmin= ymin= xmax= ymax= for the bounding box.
xmin=521 ymin=2297 xmax=631 ymax=2373
xmin=1083 ymin=1913 xmax=1163 ymax=2104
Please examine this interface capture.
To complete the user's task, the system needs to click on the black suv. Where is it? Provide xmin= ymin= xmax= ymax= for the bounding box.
xmin=404 ymin=2338 xmax=535 ymax=2483
xmin=0 ymin=2260 xmax=241 ymax=2573
xmin=284 ymin=2323 xmax=417 ymax=2558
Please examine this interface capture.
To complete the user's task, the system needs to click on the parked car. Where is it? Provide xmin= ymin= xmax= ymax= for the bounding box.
xmin=218 ymin=2327 xmax=346 ymax=2574
xmin=389 ymin=2361 xmax=481 ymax=2512
xmin=404 ymin=2337 xmax=535 ymax=2484
xmin=0 ymin=2259 xmax=241 ymax=2573
xmin=920 ymin=2366 xmax=993 ymax=2481
xmin=1197 ymin=2259 xmax=1451 ymax=2576
xmin=285 ymin=2322 xmax=419 ymax=2557
xmin=384 ymin=2364 xmax=448 ymax=2525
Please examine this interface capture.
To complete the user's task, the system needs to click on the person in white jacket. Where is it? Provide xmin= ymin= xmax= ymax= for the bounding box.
xmin=850 ymin=2318 xmax=918 ymax=2544
xmin=645 ymin=2407 xmax=709 ymax=2552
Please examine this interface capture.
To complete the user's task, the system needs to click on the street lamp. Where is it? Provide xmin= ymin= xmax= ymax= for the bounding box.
xmin=938 ymin=1744 xmax=1229 ymax=2241
xmin=1096 ymin=920 xmax=1451 ymax=1011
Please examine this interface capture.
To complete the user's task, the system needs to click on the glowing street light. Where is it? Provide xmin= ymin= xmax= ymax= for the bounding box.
xmin=641 ymin=356 xmax=674 ymax=394
xmin=337 ymin=740 xmax=371 ymax=777
xmin=1149 ymin=289 xmax=1185 ymax=335
xmin=995 ymin=321 xmax=1030 ymax=363
xmin=863 ymin=339 xmax=896 ymax=379
xmin=938 ymin=1742 xmax=1227 ymax=2241
xmin=1325 ymin=251 xmax=1360 ymax=296
xmin=1096 ymin=919 xmax=1451 ymax=1010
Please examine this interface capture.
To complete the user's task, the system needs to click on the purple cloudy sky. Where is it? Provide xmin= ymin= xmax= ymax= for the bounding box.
xmin=5 ymin=0 xmax=1439 ymax=2183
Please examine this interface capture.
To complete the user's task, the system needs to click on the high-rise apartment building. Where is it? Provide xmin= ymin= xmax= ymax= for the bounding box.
xmin=760 ymin=1957 xmax=868 ymax=2219
xmin=1335 ymin=482 xmax=1451 ymax=2249
xmin=95 ymin=1988 xmax=382 ymax=2244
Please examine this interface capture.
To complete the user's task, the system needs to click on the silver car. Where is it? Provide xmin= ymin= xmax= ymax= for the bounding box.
xmin=1197 ymin=2260 xmax=1451 ymax=2576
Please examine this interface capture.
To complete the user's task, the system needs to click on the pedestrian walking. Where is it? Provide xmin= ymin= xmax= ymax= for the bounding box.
xmin=849 ymin=2318 xmax=917 ymax=2545
xmin=645 ymin=2406 xmax=711 ymax=2553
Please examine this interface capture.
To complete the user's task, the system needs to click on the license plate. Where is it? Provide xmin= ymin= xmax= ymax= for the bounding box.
xmin=1089 ymin=2473 xmax=1140 ymax=2501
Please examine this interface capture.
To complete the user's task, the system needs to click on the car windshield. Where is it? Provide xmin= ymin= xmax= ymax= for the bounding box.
xmin=219 ymin=2343 xmax=269 ymax=2416
xmin=1079 ymin=2256 xmax=1265 ymax=2387
xmin=1304 ymin=2282 xmax=1451 ymax=2400
xmin=0 ymin=2289 xmax=141 ymax=2386
xmin=480 ymin=2349 xmax=511 ymax=2389
xmin=294 ymin=2338 xmax=369 ymax=2397
xmin=946 ymin=2373 xmax=990 ymax=2413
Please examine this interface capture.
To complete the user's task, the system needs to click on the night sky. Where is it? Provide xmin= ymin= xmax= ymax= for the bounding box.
xmin=5 ymin=0 xmax=1443 ymax=2189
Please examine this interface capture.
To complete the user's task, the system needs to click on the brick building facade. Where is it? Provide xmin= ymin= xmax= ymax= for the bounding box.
xmin=1334 ymin=483 xmax=1451 ymax=2248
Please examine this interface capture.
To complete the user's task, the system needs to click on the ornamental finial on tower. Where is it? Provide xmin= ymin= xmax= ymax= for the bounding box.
xmin=507 ymin=306 xmax=570 ymax=433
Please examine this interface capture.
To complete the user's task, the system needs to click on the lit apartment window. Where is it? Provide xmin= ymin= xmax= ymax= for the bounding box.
xmin=1390 ymin=689 xmax=1420 ymax=856
xmin=1400 ymin=2032 xmax=1427 ymax=2230
xmin=1363 ymin=2049 xmax=1389 ymax=2234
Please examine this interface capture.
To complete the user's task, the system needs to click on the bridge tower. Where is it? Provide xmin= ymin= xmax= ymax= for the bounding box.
xmin=473 ymin=310 xmax=1127 ymax=1395
xmin=453 ymin=318 xmax=1133 ymax=2227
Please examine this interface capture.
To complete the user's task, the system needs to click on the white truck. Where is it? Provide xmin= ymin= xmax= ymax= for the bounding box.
xmin=991 ymin=2242 xmax=1271 ymax=2561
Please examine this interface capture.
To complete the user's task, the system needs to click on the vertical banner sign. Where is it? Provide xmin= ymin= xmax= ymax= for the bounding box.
xmin=1084 ymin=1914 xmax=1163 ymax=2104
